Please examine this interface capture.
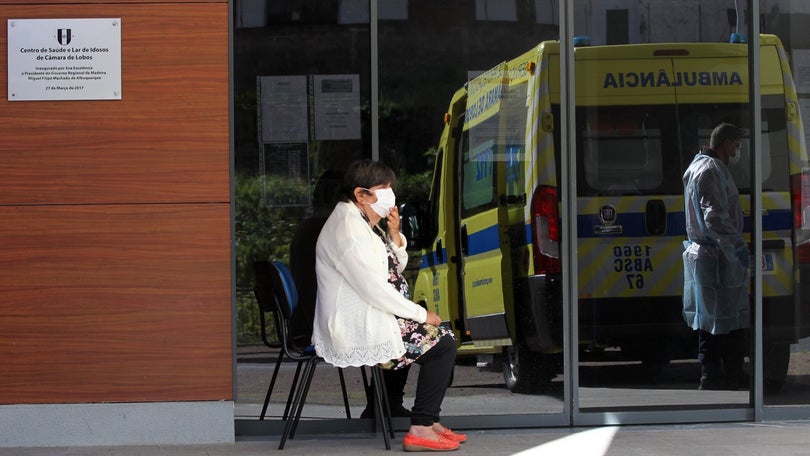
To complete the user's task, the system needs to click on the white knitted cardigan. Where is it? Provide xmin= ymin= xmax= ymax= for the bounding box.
xmin=311 ymin=201 xmax=428 ymax=367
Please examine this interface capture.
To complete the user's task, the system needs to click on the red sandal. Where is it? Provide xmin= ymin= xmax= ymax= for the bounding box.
xmin=402 ymin=433 xmax=461 ymax=452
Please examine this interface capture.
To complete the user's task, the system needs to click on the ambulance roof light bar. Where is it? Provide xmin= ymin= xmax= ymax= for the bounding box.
xmin=573 ymin=36 xmax=590 ymax=47
xmin=730 ymin=33 xmax=747 ymax=44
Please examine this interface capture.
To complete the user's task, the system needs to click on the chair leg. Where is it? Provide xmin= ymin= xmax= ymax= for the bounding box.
xmin=360 ymin=365 xmax=370 ymax=390
xmin=279 ymin=357 xmax=317 ymax=450
xmin=282 ymin=360 xmax=305 ymax=420
xmin=260 ymin=350 xmax=285 ymax=420
xmin=289 ymin=358 xmax=319 ymax=440
xmin=360 ymin=366 xmax=373 ymax=410
xmin=375 ymin=367 xmax=395 ymax=439
xmin=338 ymin=368 xmax=351 ymax=419
xmin=371 ymin=366 xmax=393 ymax=450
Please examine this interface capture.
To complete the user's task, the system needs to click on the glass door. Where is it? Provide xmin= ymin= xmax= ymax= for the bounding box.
xmin=235 ymin=0 xmax=570 ymax=431
xmin=386 ymin=0 xmax=568 ymax=425
xmin=760 ymin=0 xmax=810 ymax=413
xmin=570 ymin=0 xmax=755 ymax=422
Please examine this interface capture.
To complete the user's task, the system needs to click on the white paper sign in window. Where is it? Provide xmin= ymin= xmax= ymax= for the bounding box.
xmin=313 ymin=74 xmax=361 ymax=140
xmin=258 ymin=75 xmax=308 ymax=143
xmin=7 ymin=18 xmax=122 ymax=101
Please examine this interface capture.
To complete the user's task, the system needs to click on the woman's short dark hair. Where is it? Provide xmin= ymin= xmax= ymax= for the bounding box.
xmin=340 ymin=159 xmax=396 ymax=202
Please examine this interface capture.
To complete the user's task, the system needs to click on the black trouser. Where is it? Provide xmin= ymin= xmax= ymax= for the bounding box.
xmin=698 ymin=328 xmax=747 ymax=379
xmin=410 ymin=335 xmax=457 ymax=427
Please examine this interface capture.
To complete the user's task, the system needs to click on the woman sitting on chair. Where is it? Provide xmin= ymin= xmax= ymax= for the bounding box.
xmin=312 ymin=159 xmax=465 ymax=452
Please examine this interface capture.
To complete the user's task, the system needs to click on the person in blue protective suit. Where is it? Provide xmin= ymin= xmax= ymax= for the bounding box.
xmin=682 ymin=122 xmax=750 ymax=391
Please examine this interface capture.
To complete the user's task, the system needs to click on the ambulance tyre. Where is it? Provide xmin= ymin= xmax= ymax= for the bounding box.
xmin=763 ymin=341 xmax=789 ymax=393
xmin=502 ymin=344 xmax=555 ymax=394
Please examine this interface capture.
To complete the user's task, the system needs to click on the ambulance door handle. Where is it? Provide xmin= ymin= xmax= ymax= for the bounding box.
xmin=460 ymin=224 xmax=469 ymax=257
xmin=645 ymin=199 xmax=667 ymax=235
xmin=435 ymin=239 xmax=444 ymax=264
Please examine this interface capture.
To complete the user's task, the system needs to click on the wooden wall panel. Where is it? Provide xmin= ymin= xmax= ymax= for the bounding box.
xmin=0 ymin=3 xmax=229 ymax=205
xmin=0 ymin=204 xmax=232 ymax=403
xmin=0 ymin=1 xmax=232 ymax=405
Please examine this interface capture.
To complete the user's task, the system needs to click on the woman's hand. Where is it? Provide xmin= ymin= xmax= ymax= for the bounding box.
xmin=425 ymin=310 xmax=443 ymax=326
xmin=387 ymin=206 xmax=402 ymax=246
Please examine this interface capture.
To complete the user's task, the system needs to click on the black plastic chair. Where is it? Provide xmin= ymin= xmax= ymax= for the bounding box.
xmin=267 ymin=261 xmax=394 ymax=450
xmin=253 ymin=261 xmax=351 ymax=424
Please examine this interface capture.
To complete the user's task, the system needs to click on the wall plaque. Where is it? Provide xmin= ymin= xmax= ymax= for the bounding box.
xmin=7 ymin=18 xmax=122 ymax=101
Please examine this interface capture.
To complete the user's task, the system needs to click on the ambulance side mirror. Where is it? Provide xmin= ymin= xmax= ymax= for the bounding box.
xmin=399 ymin=202 xmax=426 ymax=250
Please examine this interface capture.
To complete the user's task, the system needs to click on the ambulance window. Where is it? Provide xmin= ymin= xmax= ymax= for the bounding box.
xmin=505 ymin=145 xmax=524 ymax=197
xmin=500 ymin=81 xmax=527 ymax=197
xmin=427 ymin=147 xmax=443 ymax=242
xmin=460 ymin=108 xmax=498 ymax=216
xmin=704 ymin=119 xmax=783 ymax=192
xmin=689 ymin=126 xmax=764 ymax=189
xmin=724 ymin=128 xmax=762 ymax=191
xmin=732 ymin=118 xmax=788 ymax=192
xmin=757 ymin=97 xmax=789 ymax=192
xmin=580 ymin=108 xmax=664 ymax=194
xmin=462 ymin=139 xmax=497 ymax=212
xmin=678 ymin=99 xmax=788 ymax=192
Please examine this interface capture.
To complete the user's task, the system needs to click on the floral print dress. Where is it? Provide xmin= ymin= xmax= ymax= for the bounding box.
xmin=370 ymin=223 xmax=456 ymax=371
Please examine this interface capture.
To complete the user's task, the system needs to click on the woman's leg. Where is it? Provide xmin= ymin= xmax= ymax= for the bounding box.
xmin=409 ymin=335 xmax=456 ymax=427
xmin=402 ymin=331 xmax=463 ymax=450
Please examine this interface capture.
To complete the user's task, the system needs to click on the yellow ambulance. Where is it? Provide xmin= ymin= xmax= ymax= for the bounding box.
xmin=405 ymin=34 xmax=810 ymax=393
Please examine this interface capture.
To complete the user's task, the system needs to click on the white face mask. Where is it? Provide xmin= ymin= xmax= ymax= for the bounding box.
xmin=369 ymin=187 xmax=396 ymax=217
xmin=728 ymin=142 xmax=742 ymax=166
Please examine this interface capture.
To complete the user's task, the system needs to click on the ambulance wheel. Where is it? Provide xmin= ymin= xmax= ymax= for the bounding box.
xmin=763 ymin=342 xmax=789 ymax=393
xmin=502 ymin=344 xmax=555 ymax=394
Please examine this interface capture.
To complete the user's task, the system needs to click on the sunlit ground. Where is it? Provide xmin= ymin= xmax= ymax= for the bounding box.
xmin=511 ymin=426 xmax=617 ymax=456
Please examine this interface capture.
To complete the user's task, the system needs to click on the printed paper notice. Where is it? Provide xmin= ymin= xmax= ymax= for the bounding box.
xmin=313 ymin=74 xmax=361 ymax=140
xmin=8 ymin=18 xmax=122 ymax=101
xmin=258 ymin=75 xmax=308 ymax=143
